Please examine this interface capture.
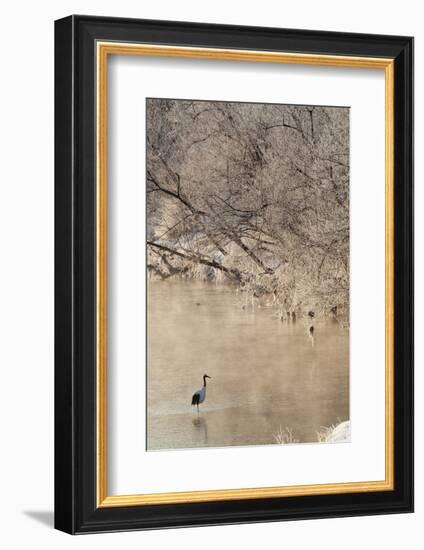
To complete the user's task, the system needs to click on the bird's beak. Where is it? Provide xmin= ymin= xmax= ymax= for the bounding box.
xmin=206 ymin=375 xmax=211 ymax=379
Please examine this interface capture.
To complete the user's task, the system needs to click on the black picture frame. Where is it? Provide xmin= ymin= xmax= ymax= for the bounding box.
xmin=55 ymin=15 xmax=413 ymax=534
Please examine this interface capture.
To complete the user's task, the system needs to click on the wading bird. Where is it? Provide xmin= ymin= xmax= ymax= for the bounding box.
xmin=309 ymin=325 xmax=315 ymax=346
xmin=191 ymin=374 xmax=211 ymax=411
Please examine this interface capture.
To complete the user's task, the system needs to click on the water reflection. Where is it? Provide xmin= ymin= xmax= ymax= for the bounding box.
xmin=192 ymin=415 xmax=208 ymax=445
xmin=147 ymin=280 xmax=349 ymax=451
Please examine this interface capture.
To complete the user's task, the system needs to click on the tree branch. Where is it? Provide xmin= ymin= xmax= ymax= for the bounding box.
xmin=147 ymin=241 xmax=241 ymax=281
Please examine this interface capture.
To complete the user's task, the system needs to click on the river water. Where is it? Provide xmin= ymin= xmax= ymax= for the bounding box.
xmin=147 ymin=280 xmax=349 ymax=451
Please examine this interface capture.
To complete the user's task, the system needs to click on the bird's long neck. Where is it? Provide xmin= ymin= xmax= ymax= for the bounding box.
xmin=203 ymin=376 xmax=207 ymax=387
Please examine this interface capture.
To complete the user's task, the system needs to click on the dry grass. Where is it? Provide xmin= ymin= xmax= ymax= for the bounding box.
xmin=273 ymin=420 xmax=350 ymax=445
xmin=316 ymin=424 xmax=337 ymax=443
xmin=273 ymin=426 xmax=299 ymax=445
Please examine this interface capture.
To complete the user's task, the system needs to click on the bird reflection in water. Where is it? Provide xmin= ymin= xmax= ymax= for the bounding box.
xmin=192 ymin=414 xmax=208 ymax=445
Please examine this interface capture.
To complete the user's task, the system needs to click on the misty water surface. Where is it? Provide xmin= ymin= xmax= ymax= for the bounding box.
xmin=147 ymin=280 xmax=349 ymax=450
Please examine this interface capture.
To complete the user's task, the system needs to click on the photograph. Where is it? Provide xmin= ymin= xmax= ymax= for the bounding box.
xmin=146 ymin=98 xmax=350 ymax=451
xmin=0 ymin=0 xmax=416 ymax=543
xmin=49 ymin=8 xmax=413 ymax=537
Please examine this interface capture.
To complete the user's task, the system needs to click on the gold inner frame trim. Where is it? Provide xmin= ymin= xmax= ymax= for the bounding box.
xmin=96 ymin=42 xmax=395 ymax=508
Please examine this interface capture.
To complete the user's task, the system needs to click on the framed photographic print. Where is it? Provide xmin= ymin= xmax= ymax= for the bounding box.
xmin=54 ymin=15 xmax=414 ymax=533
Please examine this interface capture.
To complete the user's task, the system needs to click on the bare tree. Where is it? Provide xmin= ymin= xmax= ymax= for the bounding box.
xmin=146 ymin=99 xmax=349 ymax=324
